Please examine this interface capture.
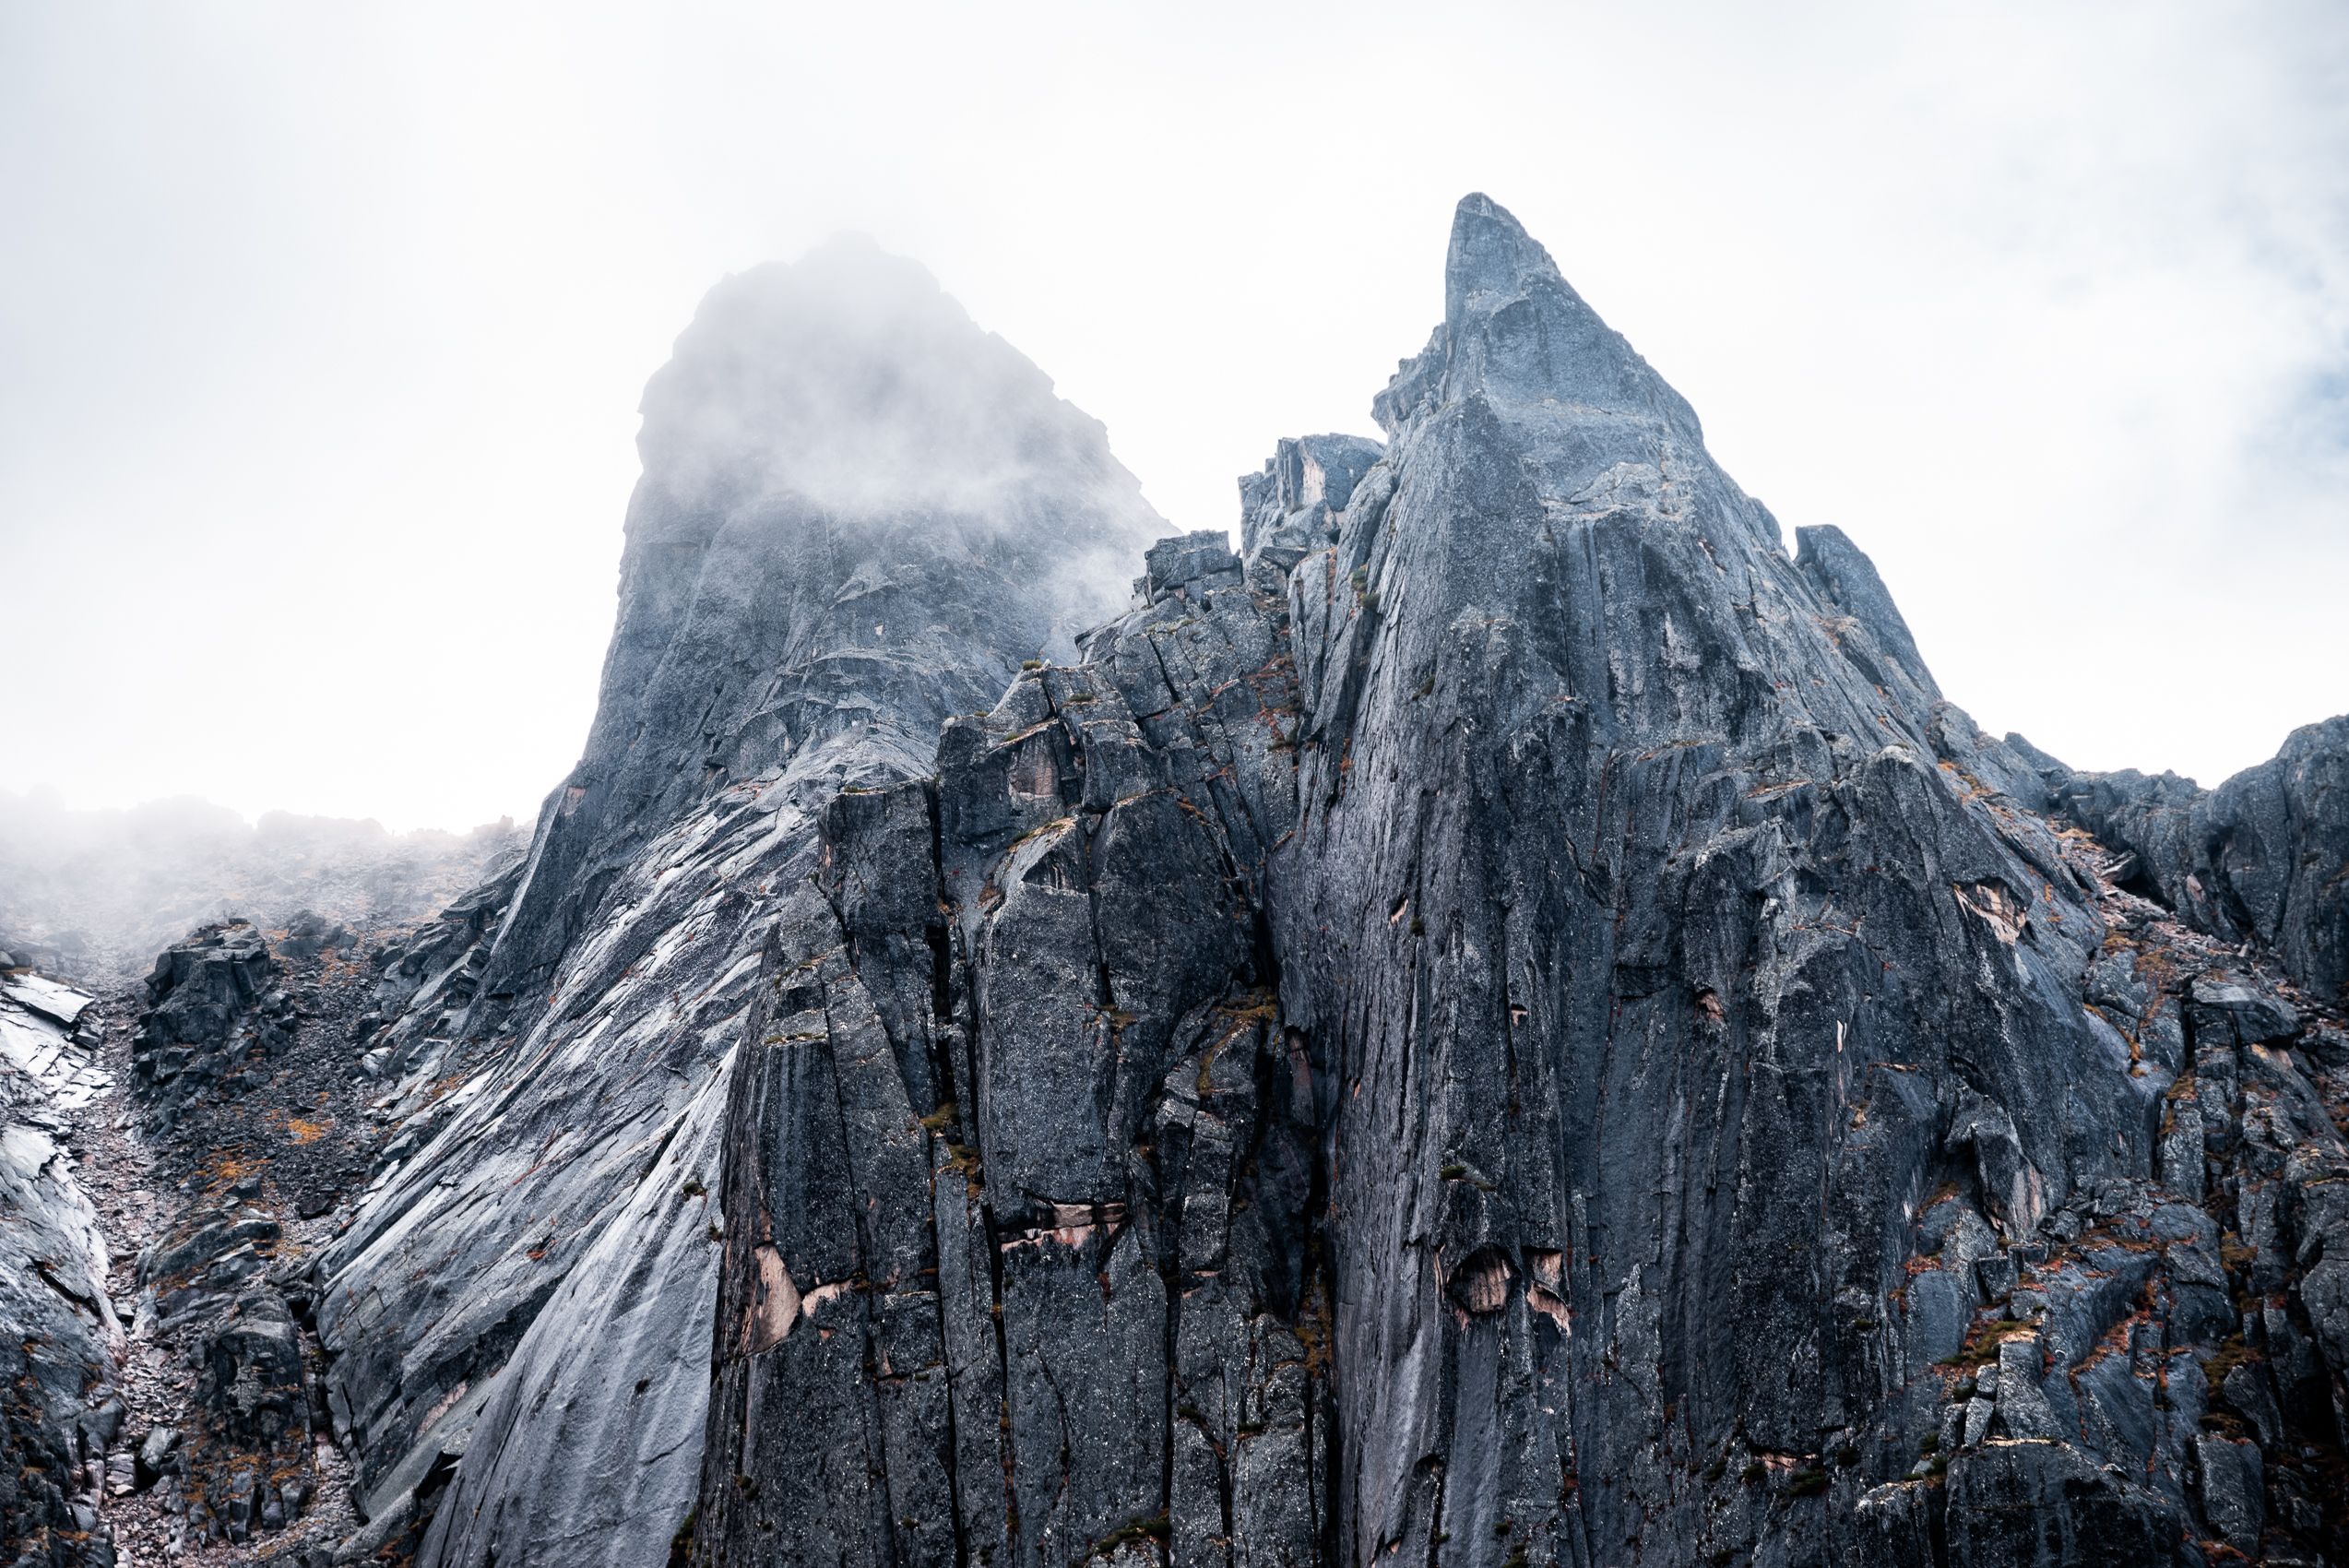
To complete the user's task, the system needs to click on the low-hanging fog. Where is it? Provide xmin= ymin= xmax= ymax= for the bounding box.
xmin=4 ymin=1 xmax=2345 ymax=852
xmin=0 ymin=788 xmax=524 ymax=982
xmin=635 ymin=234 xmax=1164 ymax=636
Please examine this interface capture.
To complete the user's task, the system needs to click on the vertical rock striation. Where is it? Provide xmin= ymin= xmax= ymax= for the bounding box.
xmin=1275 ymin=193 xmax=2161 ymax=1566
xmin=689 ymin=519 xmax=1329 ymax=1568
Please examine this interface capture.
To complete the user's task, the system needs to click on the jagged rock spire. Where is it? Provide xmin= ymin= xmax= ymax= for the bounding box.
xmin=1376 ymin=192 xmax=1702 ymax=446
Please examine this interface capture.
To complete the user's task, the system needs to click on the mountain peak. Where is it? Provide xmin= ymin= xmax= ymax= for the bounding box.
xmin=1441 ymin=191 xmax=1552 ymax=316
xmin=1374 ymin=192 xmax=1702 ymax=444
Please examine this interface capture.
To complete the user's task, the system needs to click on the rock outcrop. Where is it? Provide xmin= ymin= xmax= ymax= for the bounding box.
xmin=131 ymin=921 xmax=286 ymax=1125
xmin=343 ymin=858 xmax=524 ymax=1085
xmin=1267 ymin=193 xmax=2178 ymax=1568
xmin=688 ymin=515 xmax=1317 ymax=1568
xmin=132 ymin=1191 xmax=322 ymax=1549
xmin=2040 ymin=716 xmax=2349 ymax=1005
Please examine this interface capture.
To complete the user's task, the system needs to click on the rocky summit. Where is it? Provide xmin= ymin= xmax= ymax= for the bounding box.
xmin=5 ymin=197 xmax=2348 ymax=1568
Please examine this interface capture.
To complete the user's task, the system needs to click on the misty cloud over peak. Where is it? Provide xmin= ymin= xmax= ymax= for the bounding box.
xmin=478 ymin=232 xmax=1176 ymax=996
xmin=633 ymin=232 xmax=1161 ymax=558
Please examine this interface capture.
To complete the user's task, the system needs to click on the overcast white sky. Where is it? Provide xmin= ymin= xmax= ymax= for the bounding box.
xmin=4 ymin=2 xmax=2344 ymax=831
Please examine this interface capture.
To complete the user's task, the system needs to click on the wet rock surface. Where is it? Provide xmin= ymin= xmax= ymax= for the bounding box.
xmin=0 ymin=968 xmax=119 ymax=1566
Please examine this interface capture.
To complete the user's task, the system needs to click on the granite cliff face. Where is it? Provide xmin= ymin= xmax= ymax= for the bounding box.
xmin=674 ymin=199 xmax=2349 ymax=1568
xmin=14 ymin=200 xmax=2349 ymax=1568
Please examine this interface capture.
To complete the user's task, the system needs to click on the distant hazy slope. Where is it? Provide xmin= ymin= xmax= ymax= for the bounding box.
xmin=0 ymin=790 xmax=523 ymax=980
